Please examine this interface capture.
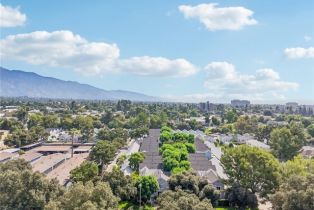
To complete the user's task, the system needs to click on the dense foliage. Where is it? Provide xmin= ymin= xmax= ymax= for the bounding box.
xmin=135 ymin=175 xmax=160 ymax=203
xmin=168 ymin=171 xmax=220 ymax=206
xmin=160 ymin=143 xmax=191 ymax=173
xmin=157 ymin=189 xmax=214 ymax=210
xmin=45 ymin=181 xmax=119 ymax=210
xmin=1 ymin=98 xmax=314 ymax=209
xmin=129 ymin=152 xmax=145 ymax=171
xmin=221 ymin=145 xmax=280 ymax=198
xmin=269 ymin=122 xmax=306 ymax=160
xmin=70 ymin=161 xmax=99 ymax=183
xmin=0 ymin=159 xmax=64 ymax=210
xmin=270 ymin=175 xmax=314 ymax=210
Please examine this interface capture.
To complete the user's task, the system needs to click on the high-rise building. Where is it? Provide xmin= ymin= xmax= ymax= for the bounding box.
xmin=231 ymin=99 xmax=250 ymax=107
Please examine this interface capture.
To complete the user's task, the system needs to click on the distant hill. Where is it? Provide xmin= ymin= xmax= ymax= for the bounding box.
xmin=0 ymin=67 xmax=158 ymax=101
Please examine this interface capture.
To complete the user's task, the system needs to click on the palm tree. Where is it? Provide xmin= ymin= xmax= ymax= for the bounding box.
xmin=69 ymin=128 xmax=80 ymax=158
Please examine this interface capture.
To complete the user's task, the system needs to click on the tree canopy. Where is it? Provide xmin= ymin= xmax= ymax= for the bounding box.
xmin=70 ymin=161 xmax=99 ymax=183
xmin=89 ymin=140 xmax=117 ymax=167
xmin=221 ymin=145 xmax=280 ymax=198
xmin=157 ymin=189 xmax=214 ymax=210
xmin=103 ymin=167 xmax=137 ymax=201
xmin=0 ymin=159 xmax=64 ymax=210
xmin=129 ymin=152 xmax=145 ymax=171
xmin=269 ymin=123 xmax=305 ymax=161
xmin=135 ymin=175 xmax=159 ymax=203
xmin=45 ymin=181 xmax=119 ymax=210
xmin=270 ymin=175 xmax=314 ymax=210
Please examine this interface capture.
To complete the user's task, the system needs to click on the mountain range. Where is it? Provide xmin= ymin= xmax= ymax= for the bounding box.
xmin=0 ymin=67 xmax=158 ymax=101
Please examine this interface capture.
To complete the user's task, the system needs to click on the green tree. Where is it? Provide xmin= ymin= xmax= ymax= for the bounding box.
xmin=116 ymin=154 xmax=127 ymax=166
xmin=256 ymin=124 xmax=273 ymax=141
xmin=221 ymin=145 xmax=280 ymax=198
xmin=130 ymin=126 xmax=149 ymax=138
xmin=70 ymin=161 xmax=99 ymax=183
xmin=160 ymin=143 xmax=190 ymax=172
xmin=307 ymin=124 xmax=314 ymax=137
xmin=211 ymin=116 xmax=220 ymax=126
xmin=0 ymin=118 xmax=23 ymax=132
xmin=279 ymin=155 xmax=314 ymax=183
xmin=0 ymin=159 xmax=31 ymax=171
xmin=80 ymin=117 xmax=94 ymax=143
xmin=135 ymin=175 xmax=159 ymax=203
xmin=69 ymin=128 xmax=80 ymax=157
xmin=160 ymin=131 xmax=173 ymax=144
xmin=167 ymin=170 xmax=220 ymax=206
xmin=60 ymin=115 xmax=73 ymax=130
xmin=270 ymin=175 xmax=314 ymax=210
xmin=97 ymin=127 xmax=111 ymax=140
xmin=129 ymin=152 xmax=145 ymax=171
xmin=168 ymin=171 xmax=209 ymax=195
xmin=225 ymin=184 xmax=258 ymax=210
xmin=234 ymin=115 xmax=258 ymax=135
xmin=16 ymin=107 xmax=28 ymax=124
xmin=42 ymin=114 xmax=59 ymax=128
xmin=103 ymin=167 xmax=137 ymax=201
xmin=224 ymin=110 xmax=238 ymax=123
xmin=157 ymin=189 xmax=214 ymax=210
xmin=89 ymin=140 xmax=117 ymax=172
xmin=101 ymin=111 xmax=113 ymax=124
xmin=133 ymin=112 xmax=150 ymax=128
xmin=0 ymin=159 xmax=64 ymax=210
xmin=45 ymin=181 xmax=119 ymax=210
xmin=150 ymin=114 xmax=162 ymax=128
xmin=28 ymin=113 xmax=43 ymax=129
xmin=269 ymin=123 xmax=305 ymax=161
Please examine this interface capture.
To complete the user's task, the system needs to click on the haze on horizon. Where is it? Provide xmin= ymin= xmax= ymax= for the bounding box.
xmin=0 ymin=1 xmax=313 ymax=104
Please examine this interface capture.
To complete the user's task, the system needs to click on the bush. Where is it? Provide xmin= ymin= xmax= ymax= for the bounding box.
xmin=161 ymin=126 xmax=173 ymax=133
xmin=161 ymin=143 xmax=191 ymax=172
xmin=185 ymin=142 xmax=196 ymax=153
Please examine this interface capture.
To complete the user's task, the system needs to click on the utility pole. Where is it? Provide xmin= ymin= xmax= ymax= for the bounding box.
xmin=71 ymin=133 xmax=74 ymax=158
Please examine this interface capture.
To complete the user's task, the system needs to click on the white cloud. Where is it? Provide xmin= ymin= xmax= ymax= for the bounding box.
xmin=256 ymin=68 xmax=280 ymax=80
xmin=163 ymin=62 xmax=298 ymax=103
xmin=0 ymin=31 xmax=120 ymax=74
xmin=0 ymin=30 xmax=197 ymax=77
xmin=304 ymin=35 xmax=312 ymax=42
xmin=284 ymin=47 xmax=314 ymax=59
xmin=0 ymin=4 xmax=26 ymax=27
xmin=117 ymin=56 xmax=198 ymax=77
xmin=178 ymin=3 xmax=257 ymax=31
xmin=203 ymin=61 xmax=298 ymax=100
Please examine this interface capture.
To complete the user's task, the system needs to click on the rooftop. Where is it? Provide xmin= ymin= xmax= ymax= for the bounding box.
xmin=32 ymin=145 xmax=72 ymax=153
xmin=194 ymin=137 xmax=208 ymax=152
xmin=46 ymin=153 xmax=88 ymax=185
xmin=246 ymin=139 xmax=270 ymax=150
xmin=0 ymin=152 xmax=18 ymax=162
xmin=19 ymin=152 xmax=43 ymax=163
xmin=189 ymin=153 xmax=216 ymax=171
xmin=32 ymin=153 xmax=67 ymax=174
xmin=73 ymin=145 xmax=92 ymax=153
xmin=139 ymin=129 xmax=162 ymax=170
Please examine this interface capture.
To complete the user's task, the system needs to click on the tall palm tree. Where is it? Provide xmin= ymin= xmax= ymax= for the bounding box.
xmin=69 ymin=128 xmax=80 ymax=158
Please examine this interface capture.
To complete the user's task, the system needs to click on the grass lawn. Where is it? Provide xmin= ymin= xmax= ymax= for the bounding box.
xmin=119 ymin=201 xmax=155 ymax=210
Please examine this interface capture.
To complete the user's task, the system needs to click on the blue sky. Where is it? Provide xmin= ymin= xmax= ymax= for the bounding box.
xmin=1 ymin=0 xmax=313 ymax=104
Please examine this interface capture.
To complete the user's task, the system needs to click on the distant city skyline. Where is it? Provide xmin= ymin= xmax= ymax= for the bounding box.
xmin=1 ymin=1 xmax=313 ymax=104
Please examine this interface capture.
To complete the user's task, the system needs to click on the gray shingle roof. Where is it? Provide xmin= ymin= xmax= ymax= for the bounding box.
xmin=189 ymin=153 xmax=216 ymax=171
